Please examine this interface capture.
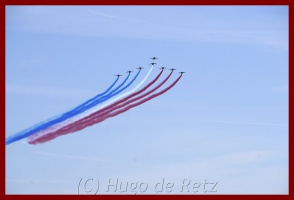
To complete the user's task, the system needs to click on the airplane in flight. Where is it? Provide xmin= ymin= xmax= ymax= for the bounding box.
xmin=137 ymin=67 xmax=144 ymax=70
xmin=179 ymin=71 xmax=186 ymax=75
xmin=115 ymin=74 xmax=122 ymax=77
xmin=169 ymin=68 xmax=176 ymax=71
xmin=150 ymin=57 xmax=158 ymax=60
xmin=159 ymin=67 xmax=166 ymax=70
xmin=150 ymin=62 xmax=157 ymax=66
xmin=126 ymin=70 xmax=133 ymax=74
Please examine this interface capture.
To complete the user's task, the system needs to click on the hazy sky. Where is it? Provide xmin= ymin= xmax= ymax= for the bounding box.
xmin=6 ymin=6 xmax=288 ymax=194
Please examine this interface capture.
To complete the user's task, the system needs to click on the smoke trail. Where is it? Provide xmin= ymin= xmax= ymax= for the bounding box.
xmin=82 ymin=70 xmax=141 ymax=112
xmin=28 ymin=66 xmax=154 ymax=143
xmin=71 ymin=70 xmax=173 ymax=129
xmin=107 ymin=75 xmax=182 ymax=117
xmin=75 ymin=66 xmax=154 ymax=120
xmin=63 ymin=71 xmax=173 ymax=133
xmin=67 ymin=76 xmax=120 ymax=112
xmin=6 ymin=77 xmax=119 ymax=144
xmin=29 ymin=74 xmax=182 ymax=145
xmin=73 ymin=74 xmax=128 ymax=112
xmin=81 ymin=70 xmax=166 ymax=119
xmin=28 ymin=69 xmax=162 ymax=142
xmin=6 ymin=73 xmax=133 ymax=145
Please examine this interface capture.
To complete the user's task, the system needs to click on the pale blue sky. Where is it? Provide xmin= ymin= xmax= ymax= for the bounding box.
xmin=6 ymin=6 xmax=288 ymax=194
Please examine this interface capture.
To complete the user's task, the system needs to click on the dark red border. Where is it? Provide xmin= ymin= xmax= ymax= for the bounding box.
xmin=1 ymin=2 xmax=4 ymax=198
xmin=0 ymin=0 xmax=292 ymax=5
xmin=2 ymin=0 xmax=291 ymax=199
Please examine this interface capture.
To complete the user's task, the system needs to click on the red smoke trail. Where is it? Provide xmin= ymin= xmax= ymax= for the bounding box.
xmin=29 ymin=74 xmax=182 ymax=145
xmin=28 ymin=70 xmax=163 ymax=142
xmin=74 ymin=70 xmax=172 ymax=128
xmin=28 ymin=71 xmax=172 ymax=144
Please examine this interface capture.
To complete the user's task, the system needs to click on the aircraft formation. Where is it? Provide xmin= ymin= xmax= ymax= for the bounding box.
xmin=114 ymin=57 xmax=185 ymax=77
xmin=6 ymin=56 xmax=185 ymax=145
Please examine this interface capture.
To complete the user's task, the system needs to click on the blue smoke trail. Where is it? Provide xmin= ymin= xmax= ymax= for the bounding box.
xmin=72 ymin=70 xmax=141 ymax=115
xmin=6 ymin=73 xmax=135 ymax=145
xmin=28 ymin=69 xmax=143 ymax=142
xmin=70 ymin=75 xmax=129 ymax=114
xmin=8 ymin=77 xmax=119 ymax=141
xmin=70 ymin=76 xmax=120 ymax=112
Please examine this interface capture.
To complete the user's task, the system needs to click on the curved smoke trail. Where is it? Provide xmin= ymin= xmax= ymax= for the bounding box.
xmin=5 ymin=77 xmax=119 ymax=145
xmin=66 ymin=70 xmax=173 ymax=131
xmin=28 ymin=69 xmax=162 ymax=142
xmin=6 ymin=72 xmax=135 ymax=145
xmin=29 ymin=73 xmax=181 ymax=145
xmin=67 ymin=76 xmax=120 ymax=113
xmin=81 ymin=66 xmax=155 ymax=119
xmin=27 ymin=67 xmax=154 ymax=143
